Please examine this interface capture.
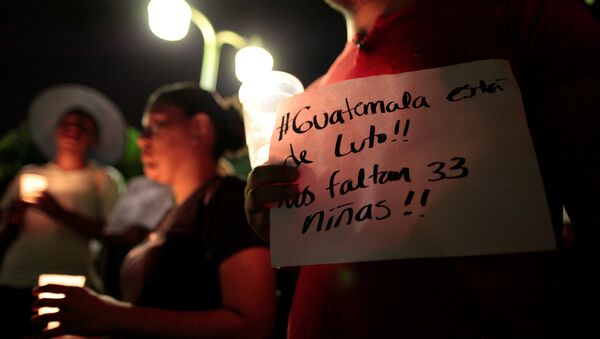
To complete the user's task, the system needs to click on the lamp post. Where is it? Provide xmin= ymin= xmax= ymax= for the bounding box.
xmin=148 ymin=0 xmax=304 ymax=172
xmin=147 ymin=0 xmax=273 ymax=91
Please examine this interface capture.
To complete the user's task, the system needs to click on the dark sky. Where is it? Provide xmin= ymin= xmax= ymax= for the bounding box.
xmin=2 ymin=1 xmax=598 ymax=138
xmin=2 ymin=0 xmax=346 ymax=136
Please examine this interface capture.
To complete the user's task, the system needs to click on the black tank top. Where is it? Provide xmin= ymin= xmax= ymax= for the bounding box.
xmin=119 ymin=176 xmax=266 ymax=310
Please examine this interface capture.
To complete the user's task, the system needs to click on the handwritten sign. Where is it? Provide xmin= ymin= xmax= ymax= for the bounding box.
xmin=268 ymin=59 xmax=555 ymax=267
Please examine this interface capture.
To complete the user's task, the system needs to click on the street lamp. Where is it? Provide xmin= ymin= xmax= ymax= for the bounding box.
xmin=148 ymin=0 xmax=304 ymax=170
xmin=147 ymin=0 xmax=273 ymax=91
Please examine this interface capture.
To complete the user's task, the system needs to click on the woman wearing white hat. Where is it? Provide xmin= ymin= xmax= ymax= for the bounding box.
xmin=0 ymin=84 xmax=126 ymax=337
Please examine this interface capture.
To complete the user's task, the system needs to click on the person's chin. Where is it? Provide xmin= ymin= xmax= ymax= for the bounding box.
xmin=143 ymin=168 xmax=167 ymax=185
xmin=57 ymin=139 xmax=83 ymax=151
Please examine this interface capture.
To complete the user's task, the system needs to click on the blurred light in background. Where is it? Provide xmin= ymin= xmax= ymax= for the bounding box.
xmin=235 ymin=46 xmax=275 ymax=84
xmin=148 ymin=0 xmax=192 ymax=41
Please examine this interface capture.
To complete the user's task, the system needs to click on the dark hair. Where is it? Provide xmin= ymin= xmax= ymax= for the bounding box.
xmin=145 ymin=82 xmax=246 ymax=159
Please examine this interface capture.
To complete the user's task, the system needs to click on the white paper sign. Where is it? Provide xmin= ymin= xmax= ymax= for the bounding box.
xmin=268 ymin=59 xmax=555 ymax=267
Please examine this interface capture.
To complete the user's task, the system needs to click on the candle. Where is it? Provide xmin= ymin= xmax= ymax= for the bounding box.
xmin=20 ymin=174 xmax=48 ymax=203
xmin=37 ymin=274 xmax=86 ymax=330
xmin=239 ymin=71 xmax=304 ymax=168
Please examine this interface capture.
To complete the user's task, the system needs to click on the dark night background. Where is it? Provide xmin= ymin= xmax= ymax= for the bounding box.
xmin=1 ymin=0 xmax=347 ymax=137
xmin=1 ymin=0 xmax=598 ymax=138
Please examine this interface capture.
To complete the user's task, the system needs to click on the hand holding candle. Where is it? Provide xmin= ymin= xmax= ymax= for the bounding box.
xmin=20 ymin=173 xmax=48 ymax=203
xmin=37 ymin=274 xmax=86 ymax=330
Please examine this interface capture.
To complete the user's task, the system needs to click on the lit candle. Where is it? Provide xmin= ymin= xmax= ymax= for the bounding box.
xmin=239 ymin=71 xmax=304 ymax=168
xmin=37 ymin=274 xmax=86 ymax=330
xmin=20 ymin=174 xmax=48 ymax=203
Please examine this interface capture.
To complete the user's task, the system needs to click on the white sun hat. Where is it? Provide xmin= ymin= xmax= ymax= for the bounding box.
xmin=28 ymin=84 xmax=126 ymax=164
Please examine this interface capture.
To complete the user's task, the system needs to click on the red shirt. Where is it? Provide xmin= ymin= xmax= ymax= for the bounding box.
xmin=289 ymin=1 xmax=599 ymax=338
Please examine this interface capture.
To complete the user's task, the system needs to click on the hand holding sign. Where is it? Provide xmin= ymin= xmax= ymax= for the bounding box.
xmin=245 ymin=165 xmax=299 ymax=242
xmin=267 ymin=59 xmax=555 ymax=267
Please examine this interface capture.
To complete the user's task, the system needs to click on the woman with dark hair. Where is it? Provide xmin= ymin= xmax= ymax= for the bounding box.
xmin=32 ymin=83 xmax=276 ymax=338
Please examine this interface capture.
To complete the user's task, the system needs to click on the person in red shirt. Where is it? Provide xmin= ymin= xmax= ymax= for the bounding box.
xmin=245 ymin=0 xmax=600 ymax=337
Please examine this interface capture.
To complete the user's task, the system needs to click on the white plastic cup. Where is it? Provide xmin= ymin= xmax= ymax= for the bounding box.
xmin=20 ymin=174 xmax=47 ymax=203
xmin=38 ymin=274 xmax=86 ymax=330
xmin=239 ymin=71 xmax=304 ymax=168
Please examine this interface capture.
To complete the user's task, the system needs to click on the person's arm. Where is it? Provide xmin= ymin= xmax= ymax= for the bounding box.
xmin=0 ymin=173 xmax=25 ymax=261
xmin=0 ymin=223 xmax=18 ymax=261
xmin=0 ymin=200 xmax=27 ymax=262
xmin=31 ymin=191 xmax=105 ymax=239
xmin=32 ymin=247 xmax=276 ymax=338
xmin=244 ymin=165 xmax=299 ymax=243
xmin=100 ymin=224 xmax=150 ymax=248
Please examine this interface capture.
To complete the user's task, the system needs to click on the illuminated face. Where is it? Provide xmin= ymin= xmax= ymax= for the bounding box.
xmin=137 ymin=105 xmax=193 ymax=185
xmin=54 ymin=111 xmax=98 ymax=157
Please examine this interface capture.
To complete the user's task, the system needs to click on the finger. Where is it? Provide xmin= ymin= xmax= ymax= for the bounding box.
xmin=30 ymin=312 xmax=61 ymax=325
xmin=34 ymin=192 xmax=57 ymax=207
xmin=33 ymin=297 xmax=64 ymax=309
xmin=39 ymin=191 xmax=54 ymax=200
xmin=7 ymin=200 xmax=31 ymax=215
xmin=12 ymin=199 xmax=31 ymax=208
xmin=246 ymin=165 xmax=299 ymax=190
xmin=34 ymin=192 xmax=50 ymax=203
xmin=33 ymin=284 xmax=74 ymax=295
xmin=25 ymin=326 xmax=66 ymax=339
xmin=245 ymin=184 xmax=298 ymax=214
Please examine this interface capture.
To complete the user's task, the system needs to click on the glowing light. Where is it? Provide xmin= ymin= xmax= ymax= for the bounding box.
xmin=147 ymin=1 xmax=274 ymax=92
xmin=235 ymin=46 xmax=274 ymax=83
xmin=148 ymin=0 xmax=192 ymax=41
xmin=38 ymin=274 xmax=86 ymax=330
xmin=20 ymin=174 xmax=47 ymax=203
xmin=239 ymin=71 xmax=304 ymax=168
xmin=584 ymin=0 xmax=595 ymax=6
